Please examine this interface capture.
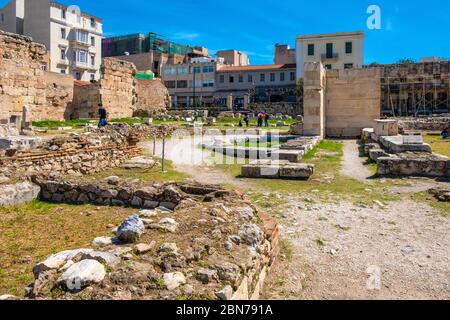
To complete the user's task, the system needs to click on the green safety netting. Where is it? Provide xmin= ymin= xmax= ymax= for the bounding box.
xmin=135 ymin=71 xmax=154 ymax=80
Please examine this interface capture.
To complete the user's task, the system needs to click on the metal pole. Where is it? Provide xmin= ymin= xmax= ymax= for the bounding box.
xmin=193 ymin=67 xmax=196 ymax=108
xmin=161 ymin=137 xmax=166 ymax=173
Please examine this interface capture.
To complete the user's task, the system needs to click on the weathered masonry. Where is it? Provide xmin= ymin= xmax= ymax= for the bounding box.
xmin=303 ymin=62 xmax=381 ymax=138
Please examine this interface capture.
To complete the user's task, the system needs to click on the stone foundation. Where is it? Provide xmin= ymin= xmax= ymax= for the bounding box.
xmin=398 ymin=118 xmax=450 ymax=132
xmin=135 ymin=79 xmax=170 ymax=117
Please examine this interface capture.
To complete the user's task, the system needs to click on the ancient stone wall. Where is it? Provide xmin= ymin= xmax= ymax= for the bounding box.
xmin=134 ymin=79 xmax=169 ymax=117
xmin=0 ymin=145 xmax=142 ymax=178
xmin=247 ymin=102 xmax=303 ymax=117
xmin=0 ymin=30 xmax=46 ymax=123
xmin=398 ymin=117 xmax=450 ymax=132
xmin=42 ymin=71 xmax=74 ymax=120
xmin=325 ymin=67 xmax=381 ymax=137
xmin=71 ymin=58 xmax=138 ymax=119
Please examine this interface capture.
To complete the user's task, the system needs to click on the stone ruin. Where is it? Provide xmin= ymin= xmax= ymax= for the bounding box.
xmin=362 ymin=119 xmax=450 ymax=178
xmin=18 ymin=178 xmax=279 ymax=300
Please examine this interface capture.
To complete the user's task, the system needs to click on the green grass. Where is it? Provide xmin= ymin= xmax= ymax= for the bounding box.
xmin=32 ymin=119 xmax=92 ymax=128
xmin=423 ymin=133 xmax=450 ymax=157
xmin=213 ymin=139 xmax=402 ymax=206
xmin=411 ymin=192 xmax=450 ymax=217
xmin=0 ymin=201 xmax=136 ymax=295
xmin=91 ymin=158 xmax=189 ymax=183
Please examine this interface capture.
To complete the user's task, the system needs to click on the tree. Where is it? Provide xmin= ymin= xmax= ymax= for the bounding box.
xmin=295 ymin=78 xmax=304 ymax=99
xmin=396 ymin=58 xmax=416 ymax=65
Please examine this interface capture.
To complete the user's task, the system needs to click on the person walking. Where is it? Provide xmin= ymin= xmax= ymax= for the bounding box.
xmin=264 ymin=112 xmax=270 ymax=127
xmin=257 ymin=113 xmax=263 ymax=128
xmin=244 ymin=114 xmax=250 ymax=128
xmin=98 ymin=103 xmax=108 ymax=128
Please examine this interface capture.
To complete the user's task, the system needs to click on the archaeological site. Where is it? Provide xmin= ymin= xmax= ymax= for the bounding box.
xmin=0 ymin=1 xmax=449 ymax=311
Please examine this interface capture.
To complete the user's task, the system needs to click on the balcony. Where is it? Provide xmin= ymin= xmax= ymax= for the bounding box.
xmin=57 ymin=58 xmax=70 ymax=66
xmin=321 ymin=53 xmax=339 ymax=62
xmin=70 ymin=38 xmax=91 ymax=48
xmin=71 ymin=61 xmax=96 ymax=71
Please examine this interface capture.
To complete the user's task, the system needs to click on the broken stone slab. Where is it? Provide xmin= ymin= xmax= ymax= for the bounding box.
xmin=215 ymin=285 xmax=234 ymax=300
xmin=57 ymin=260 xmax=106 ymax=291
xmin=148 ymin=218 xmax=179 ymax=233
xmin=116 ymin=215 xmax=145 ymax=243
xmin=279 ymin=164 xmax=315 ymax=179
xmin=236 ymin=207 xmax=255 ymax=221
xmin=157 ymin=243 xmax=178 ymax=254
xmin=81 ymin=252 xmax=121 ymax=269
xmin=105 ymin=176 xmax=120 ymax=186
xmin=0 ymin=181 xmax=41 ymax=207
xmin=121 ymin=157 xmax=156 ymax=169
xmin=271 ymin=149 xmax=305 ymax=163
xmin=163 ymin=272 xmax=186 ymax=291
xmin=33 ymin=249 xmax=94 ymax=277
xmin=92 ymin=236 xmax=120 ymax=247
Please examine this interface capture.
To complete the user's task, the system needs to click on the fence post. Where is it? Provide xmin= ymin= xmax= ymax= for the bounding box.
xmin=162 ymin=137 xmax=166 ymax=173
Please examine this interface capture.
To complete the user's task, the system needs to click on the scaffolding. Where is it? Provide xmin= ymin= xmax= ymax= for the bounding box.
xmin=381 ymin=62 xmax=450 ymax=117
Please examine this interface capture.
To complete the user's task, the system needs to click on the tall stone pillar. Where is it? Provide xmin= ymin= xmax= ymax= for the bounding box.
xmin=227 ymin=94 xmax=233 ymax=111
xmin=244 ymin=94 xmax=250 ymax=109
xmin=303 ymin=62 xmax=326 ymax=137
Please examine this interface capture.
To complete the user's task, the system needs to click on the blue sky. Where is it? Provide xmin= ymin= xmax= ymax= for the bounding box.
xmin=2 ymin=0 xmax=449 ymax=65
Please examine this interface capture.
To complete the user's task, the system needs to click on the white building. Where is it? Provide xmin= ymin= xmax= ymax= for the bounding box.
xmin=296 ymin=31 xmax=364 ymax=78
xmin=0 ymin=0 xmax=103 ymax=81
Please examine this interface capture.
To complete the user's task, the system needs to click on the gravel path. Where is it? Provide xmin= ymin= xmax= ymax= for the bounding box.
xmin=341 ymin=140 xmax=373 ymax=182
xmin=263 ymin=193 xmax=450 ymax=300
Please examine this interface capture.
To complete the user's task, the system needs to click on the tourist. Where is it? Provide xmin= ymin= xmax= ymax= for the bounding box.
xmin=441 ymin=126 xmax=450 ymax=139
xmin=98 ymin=104 xmax=108 ymax=128
xmin=264 ymin=112 xmax=270 ymax=127
xmin=257 ymin=113 xmax=263 ymax=128
xmin=244 ymin=114 xmax=250 ymax=127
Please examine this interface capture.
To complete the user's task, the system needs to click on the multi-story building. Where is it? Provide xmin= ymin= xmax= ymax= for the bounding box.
xmin=0 ymin=0 xmax=24 ymax=34
xmin=216 ymin=50 xmax=249 ymax=67
xmin=274 ymin=44 xmax=296 ymax=65
xmin=162 ymin=57 xmax=224 ymax=108
xmin=296 ymin=31 xmax=364 ymax=78
xmin=102 ymin=32 xmax=209 ymax=77
xmin=215 ymin=64 xmax=297 ymax=108
xmin=0 ymin=0 xmax=103 ymax=81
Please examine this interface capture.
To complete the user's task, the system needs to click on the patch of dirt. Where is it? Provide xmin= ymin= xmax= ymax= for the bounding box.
xmin=341 ymin=140 xmax=373 ymax=182
xmin=263 ymin=193 xmax=450 ymax=300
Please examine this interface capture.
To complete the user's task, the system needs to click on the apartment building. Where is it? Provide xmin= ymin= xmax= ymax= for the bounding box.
xmin=296 ymin=31 xmax=364 ymax=78
xmin=102 ymin=32 xmax=209 ymax=77
xmin=216 ymin=50 xmax=249 ymax=66
xmin=0 ymin=0 xmax=103 ymax=81
xmin=274 ymin=44 xmax=296 ymax=65
xmin=162 ymin=57 xmax=224 ymax=108
xmin=216 ymin=64 xmax=297 ymax=108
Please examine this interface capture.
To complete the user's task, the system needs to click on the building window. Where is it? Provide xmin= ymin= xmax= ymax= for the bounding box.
xmin=60 ymin=69 xmax=66 ymax=74
xmin=61 ymin=28 xmax=66 ymax=39
xmin=248 ymin=74 xmax=253 ymax=83
xmin=73 ymin=50 xmax=88 ymax=63
xmin=90 ymin=18 xmax=96 ymax=28
xmin=238 ymin=75 xmax=243 ymax=83
xmin=203 ymin=80 xmax=214 ymax=87
xmin=290 ymin=72 xmax=295 ymax=81
xmin=220 ymin=75 xmax=225 ymax=83
xmin=90 ymin=73 xmax=95 ymax=81
xmin=344 ymin=63 xmax=354 ymax=69
xmin=270 ymin=73 xmax=275 ymax=82
xmin=202 ymin=65 xmax=214 ymax=73
xmin=308 ymin=44 xmax=314 ymax=56
xmin=76 ymin=30 xmax=88 ymax=43
xmin=345 ymin=42 xmax=353 ymax=54
xmin=260 ymin=74 xmax=265 ymax=82
xmin=325 ymin=64 xmax=332 ymax=70
xmin=61 ymin=9 xmax=66 ymax=19
xmin=91 ymin=36 xmax=95 ymax=46
xmin=60 ymin=48 xmax=66 ymax=60
xmin=280 ymin=72 xmax=285 ymax=81
xmin=193 ymin=66 xmax=201 ymax=74
xmin=177 ymin=80 xmax=188 ymax=88
xmin=229 ymin=76 xmax=234 ymax=83
xmin=75 ymin=72 xmax=82 ymax=80
xmin=326 ymin=43 xmax=333 ymax=58
xmin=90 ymin=54 xmax=95 ymax=66
xmin=164 ymin=81 xmax=176 ymax=89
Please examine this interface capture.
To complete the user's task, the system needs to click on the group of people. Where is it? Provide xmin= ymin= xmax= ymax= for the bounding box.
xmin=238 ymin=112 xmax=270 ymax=128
